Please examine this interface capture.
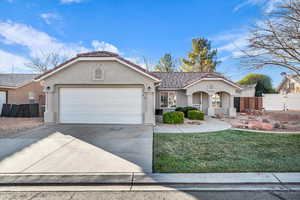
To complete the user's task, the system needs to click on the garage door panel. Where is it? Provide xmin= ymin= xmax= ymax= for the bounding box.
xmin=60 ymin=88 xmax=142 ymax=124
xmin=60 ymin=113 xmax=142 ymax=124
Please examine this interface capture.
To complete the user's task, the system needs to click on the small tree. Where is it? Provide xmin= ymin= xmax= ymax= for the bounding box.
xmin=154 ymin=53 xmax=177 ymax=72
xmin=180 ymin=38 xmax=220 ymax=72
xmin=238 ymin=74 xmax=275 ymax=96
xmin=26 ymin=50 xmax=67 ymax=73
xmin=241 ymin=0 xmax=300 ymax=75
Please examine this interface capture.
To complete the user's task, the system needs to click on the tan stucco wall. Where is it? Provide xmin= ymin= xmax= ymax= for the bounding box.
xmin=4 ymin=82 xmax=44 ymax=105
xmin=236 ymin=87 xmax=256 ymax=97
xmin=176 ymin=90 xmax=187 ymax=107
xmin=43 ymin=60 xmax=156 ymax=124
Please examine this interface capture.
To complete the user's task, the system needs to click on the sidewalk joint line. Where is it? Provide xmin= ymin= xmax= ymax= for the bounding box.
xmin=130 ymin=172 xmax=134 ymax=191
xmin=27 ymin=191 xmax=41 ymax=200
xmin=269 ymin=191 xmax=288 ymax=200
xmin=20 ymin=138 xmax=76 ymax=173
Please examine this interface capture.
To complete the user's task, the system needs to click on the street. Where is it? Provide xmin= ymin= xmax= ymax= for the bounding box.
xmin=1 ymin=190 xmax=300 ymax=200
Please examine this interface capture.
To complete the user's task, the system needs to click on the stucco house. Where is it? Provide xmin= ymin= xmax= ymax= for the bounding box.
xmin=277 ymin=75 xmax=300 ymax=94
xmin=0 ymin=74 xmax=44 ymax=113
xmin=35 ymin=51 xmax=252 ymax=125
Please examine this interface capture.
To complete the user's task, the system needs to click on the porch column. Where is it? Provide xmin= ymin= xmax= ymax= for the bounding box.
xmin=187 ymin=94 xmax=193 ymax=106
xmin=207 ymin=93 xmax=215 ymax=116
xmin=44 ymin=88 xmax=55 ymax=123
xmin=228 ymin=95 xmax=237 ymax=118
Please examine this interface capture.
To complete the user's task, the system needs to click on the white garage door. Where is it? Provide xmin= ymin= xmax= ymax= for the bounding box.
xmin=59 ymin=88 xmax=143 ymax=124
xmin=0 ymin=91 xmax=6 ymax=115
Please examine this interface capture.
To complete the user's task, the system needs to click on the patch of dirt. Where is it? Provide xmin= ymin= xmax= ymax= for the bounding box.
xmin=186 ymin=121 xmax=202 ymax=125
xmin=226 ymin=111 xmax=300 ymax=132
xmin=0 ymin=117 xmax=44 ymax=137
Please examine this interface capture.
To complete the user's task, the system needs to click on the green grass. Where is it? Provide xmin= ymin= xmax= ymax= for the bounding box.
xmin=153 ymin=130 xmax=300 ymax=173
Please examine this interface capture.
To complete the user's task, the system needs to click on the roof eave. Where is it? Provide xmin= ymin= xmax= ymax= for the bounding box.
xmin=183 ymin=78 xmax=243 ymax=90
xmin=35 ymin=56 xmax=160 ymax=82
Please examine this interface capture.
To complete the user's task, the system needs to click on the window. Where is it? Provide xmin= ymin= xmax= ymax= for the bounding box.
xmin=212 ymin=93 xmax=221 ymax=108
xmin=160 ymin=91 xmax=176 ymax=108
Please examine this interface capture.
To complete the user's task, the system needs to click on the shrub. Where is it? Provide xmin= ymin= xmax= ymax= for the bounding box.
xmin=187 ymin=110 xmax=204 ymax=120
xmin=175 ymin=106 xmax=198 ymax=117
xmin=175 ymin=107 xmax=184 ymax=113
xmin=163 ymin=111 xmax=184 ymax=124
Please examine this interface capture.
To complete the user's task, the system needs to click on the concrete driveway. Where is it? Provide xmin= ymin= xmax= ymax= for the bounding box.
xmin=0 ymin=124 xmax=153 ymax=173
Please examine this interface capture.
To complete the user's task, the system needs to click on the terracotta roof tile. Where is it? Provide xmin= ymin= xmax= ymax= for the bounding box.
xmin=151 ymin=72 xmax=239 ymax=89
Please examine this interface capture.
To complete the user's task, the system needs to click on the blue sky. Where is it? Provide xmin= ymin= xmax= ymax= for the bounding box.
xmin=0 ymin=0 xmax=287 ymax=86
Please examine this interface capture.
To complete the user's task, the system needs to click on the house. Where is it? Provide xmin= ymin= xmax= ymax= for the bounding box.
xmin=277 ymin=75 xmax=300 ymax=94
xmin=0 ymin=74 xmax=44 ymax=113
xmin=152 ymin=72 xmax=244 ymax=117
xmin=235 ymin=84 xmax=256 ymax=97
xmin=35 ymin=51 xmax=252 ymax=125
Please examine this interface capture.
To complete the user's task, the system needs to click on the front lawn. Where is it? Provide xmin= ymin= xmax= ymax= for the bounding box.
xmin=153 ymin=130 xmax=300 ymax=173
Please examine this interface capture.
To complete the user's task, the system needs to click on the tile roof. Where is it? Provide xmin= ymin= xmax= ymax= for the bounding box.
xmin=0 ymin=74 xmax=37 ymax=88
xmin=35 ymin=51 xmax=160 ymax=81
xmin=152 ymin=72 xmax=237 ymax=89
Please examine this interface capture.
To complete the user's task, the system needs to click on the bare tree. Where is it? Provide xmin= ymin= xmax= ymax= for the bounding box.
xmin=25 ymin=50 xmax=67 ymax=73
xmin=241 ymin=0 xmax=300 ymax=75
xmin=141 ymin=56 xmax=152 ymax=71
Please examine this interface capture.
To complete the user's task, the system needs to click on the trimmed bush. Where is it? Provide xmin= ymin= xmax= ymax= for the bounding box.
xmin=187 ymin=110 xmax=205 ymax=120
xmin=175 ymin=106 xmax=198 ymax=117
xmin=163 ymin=111 xmax=184 ymax=124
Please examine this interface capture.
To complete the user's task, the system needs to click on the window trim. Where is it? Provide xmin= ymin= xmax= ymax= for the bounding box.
xmin=159 ymin=91 xmax=176 ymax=108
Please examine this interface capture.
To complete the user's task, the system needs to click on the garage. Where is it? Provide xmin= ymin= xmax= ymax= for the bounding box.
xmin=0 ymin=91 xmax=6 ymax=114
xmin=59 ymin=87 xmax=143 ymax=124
xmin=37 ymin=51 xmax=159 ymax=124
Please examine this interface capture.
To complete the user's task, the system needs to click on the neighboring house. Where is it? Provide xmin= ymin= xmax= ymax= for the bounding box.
xmin=36 ymin=51 xmax=252 ymax=125
xmin=235 ymin=84 xmax=256 ymax=97
xmin=0 ymin=74 xmax=44 ymax=113
xmin=277 ymin=75 xmax=300 ymax=94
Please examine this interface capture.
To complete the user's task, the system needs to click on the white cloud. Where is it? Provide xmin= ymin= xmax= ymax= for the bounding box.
xmin=0 ymin=50 xmax=30 ymax=73
xmin=91 ymin=40 xmax=119 ymax=54
xmin=40 ymin=13 xmax=61 ymax=25
xmin=234 ymin=0 xmax=284 ymax=13
xmin=215 ymin=31 xmax=250 ymax=60
xmin=0 ymin=20 xmax=89 ymax=58
xmin=0 ymin=21 xmax=127 ymax=73
xmin=60 ymin=0 xmax=85 ymax=4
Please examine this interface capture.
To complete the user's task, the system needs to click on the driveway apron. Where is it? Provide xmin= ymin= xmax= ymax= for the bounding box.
xmin=0 ymin=125 xmax=153 ymax=173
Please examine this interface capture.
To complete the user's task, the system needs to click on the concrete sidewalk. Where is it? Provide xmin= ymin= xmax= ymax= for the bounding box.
xmin=0 ymin=172 xmax=299 ymax=185
xmin=154 ymin=117 xmax=231 ymax=133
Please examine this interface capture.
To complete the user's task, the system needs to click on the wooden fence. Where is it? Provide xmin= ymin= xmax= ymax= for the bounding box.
xmin=234 ymin=97 xmax=263 ymax=112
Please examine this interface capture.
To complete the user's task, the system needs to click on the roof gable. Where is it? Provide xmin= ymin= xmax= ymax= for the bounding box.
xmin=35 ymin=51 xmax=160 ymax=82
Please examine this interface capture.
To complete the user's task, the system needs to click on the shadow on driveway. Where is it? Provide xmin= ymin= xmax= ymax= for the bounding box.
xmin=0 ymin=124 xmax=153 ymax=173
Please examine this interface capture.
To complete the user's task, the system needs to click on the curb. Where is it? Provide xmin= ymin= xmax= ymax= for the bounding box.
xmin=231 ymin=128 xmax=300 ymax=134
xmin=0 ymin=173 xmax=133 ymax=185
xmin=0 ymin=172 xmax=299 ymax=186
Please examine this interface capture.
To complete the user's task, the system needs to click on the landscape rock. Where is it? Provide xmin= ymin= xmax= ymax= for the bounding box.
xmin=273 ymin=122 xmax=281 ymax=129
xmin=248 ymin=121 xmax=273 ymax=131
